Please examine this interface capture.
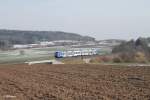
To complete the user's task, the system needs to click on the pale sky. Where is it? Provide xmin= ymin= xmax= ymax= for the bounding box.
xmin=0 ymin=0 xmax=150 ymax=40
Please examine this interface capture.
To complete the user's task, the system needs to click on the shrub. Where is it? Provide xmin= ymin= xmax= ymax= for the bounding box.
xmin=119 ymin=53 xmax=134 ymax=62
xmin=134 ymin=52 xmax=147 ymax=63
xmin=100 ymin=56 xmax=112 ymax=62
xmin=19 ymin=50 xmax=25 ymax=55
xmin=113 ymin=56 xmax=123 ymax=63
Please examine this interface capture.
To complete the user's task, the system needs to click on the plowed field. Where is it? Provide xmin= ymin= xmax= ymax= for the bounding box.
xmin=0 ymin=64 xmax=150 ymax=100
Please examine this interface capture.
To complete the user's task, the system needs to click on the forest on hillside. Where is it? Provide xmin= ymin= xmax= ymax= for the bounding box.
xmin=0 ymin=29 xmax=95 ymax=49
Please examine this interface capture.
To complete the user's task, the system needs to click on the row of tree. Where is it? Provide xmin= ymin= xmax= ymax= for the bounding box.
xmin=112 ymin=37 xmax=150 ymax=63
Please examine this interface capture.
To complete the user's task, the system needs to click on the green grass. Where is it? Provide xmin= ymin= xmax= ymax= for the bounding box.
xmin=0 ymin=47 xmax=56 ymax=64
xmin=0 ymin=55 xmax=54 ymax=64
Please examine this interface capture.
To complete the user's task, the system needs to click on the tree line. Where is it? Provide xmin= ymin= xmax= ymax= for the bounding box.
xmin=112 ymin=37 xmax=150 ymax=63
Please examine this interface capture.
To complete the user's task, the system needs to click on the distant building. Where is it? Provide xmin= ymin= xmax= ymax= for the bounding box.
xmin=40 ymin=41 xmax=55 ymax=46
xmin=13 ymin=41 xmax=55 ymax=49
xmin=13 ymin=45 xmax=29 ymax=49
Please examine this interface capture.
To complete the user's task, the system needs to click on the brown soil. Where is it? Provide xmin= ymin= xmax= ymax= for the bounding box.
xmin=0 ymin=64 xmax=150 ymax=100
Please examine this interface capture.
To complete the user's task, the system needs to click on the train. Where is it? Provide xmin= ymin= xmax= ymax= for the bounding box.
xmin=55 ymin=49 xmax=98 ymax=58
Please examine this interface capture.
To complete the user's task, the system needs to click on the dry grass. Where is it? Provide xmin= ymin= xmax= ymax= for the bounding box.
xmin=61 ymin=58 xmax=85 ymax=64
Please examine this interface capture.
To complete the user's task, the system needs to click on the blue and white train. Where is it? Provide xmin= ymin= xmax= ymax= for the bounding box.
xmin=55 ymin=49 xmax=98 ymax=58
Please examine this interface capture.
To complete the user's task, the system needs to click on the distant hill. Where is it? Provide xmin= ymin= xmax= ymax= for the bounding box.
xmin=97 ymin=39 xmax=125 ymax=47
xmin=0 ymin=29 xmax=95 ymax=49
xmin=98 ymin=39 xmax=125 ymax=44
xmin=99 ymin=39 xmax=125 ymax=43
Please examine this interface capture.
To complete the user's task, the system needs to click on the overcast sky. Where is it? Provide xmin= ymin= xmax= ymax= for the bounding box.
xmin=0 ymin=0 xmax=150 ymax=40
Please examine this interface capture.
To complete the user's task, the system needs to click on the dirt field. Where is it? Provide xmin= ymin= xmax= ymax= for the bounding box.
xmin=0 ymin=64 xmax=150 ymax=100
